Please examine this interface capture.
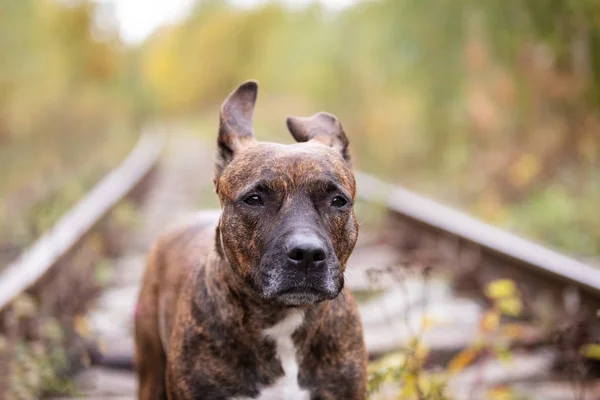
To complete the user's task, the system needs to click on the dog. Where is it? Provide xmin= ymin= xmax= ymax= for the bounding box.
xmin=134 ymin=80 xmax=367 ymax=400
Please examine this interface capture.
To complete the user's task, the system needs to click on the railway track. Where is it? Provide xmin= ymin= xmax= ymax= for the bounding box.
xmin=1 ymin=130 xmax=599 ymax=399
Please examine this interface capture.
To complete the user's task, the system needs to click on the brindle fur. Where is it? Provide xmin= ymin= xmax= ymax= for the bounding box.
xmin=135 ymin=81 xmax=367 ymax=400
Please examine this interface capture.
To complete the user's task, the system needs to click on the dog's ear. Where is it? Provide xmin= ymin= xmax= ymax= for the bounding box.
xmin=286 ymin=112 xmax=350 ymax=162
xmin=216 ymin=80 xmax=258 ymax=177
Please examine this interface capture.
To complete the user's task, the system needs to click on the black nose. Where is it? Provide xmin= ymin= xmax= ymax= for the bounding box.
xmin=286 ymin=233 xmax=327 ymax=266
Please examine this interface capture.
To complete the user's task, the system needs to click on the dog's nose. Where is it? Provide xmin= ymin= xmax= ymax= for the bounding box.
xmin=286 ymin=233 xmax=327 ymax=266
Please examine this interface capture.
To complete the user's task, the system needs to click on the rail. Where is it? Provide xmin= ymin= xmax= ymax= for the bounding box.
xmin=0 ymin=128 xmax=165 ymax=311
xmin=2 ymin=140 xmax=598 ymax=311
xmin=355 ymin=171 xmax=600 ymax=297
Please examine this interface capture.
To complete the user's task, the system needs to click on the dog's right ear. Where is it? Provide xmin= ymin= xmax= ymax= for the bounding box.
xmin=216 ymin=80 xmax=258 ymax=180
xmin=286 ymin=112 xmax=350 ymax=163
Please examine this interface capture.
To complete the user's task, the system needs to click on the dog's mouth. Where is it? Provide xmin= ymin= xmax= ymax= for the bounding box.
xmin=255 ymin=254 xmax=344 ymax=306
xmin=275 ymin=284 xmax=341 ymax=306
xmin=277 ymin=288 xmax=325 ymax=306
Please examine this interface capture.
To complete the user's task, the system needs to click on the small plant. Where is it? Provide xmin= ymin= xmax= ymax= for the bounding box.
xmin=6 ymin=312 xmax=77 ymax=400
xmin=367 ymin=278 xmax=526 ymax=400
xmin=368 ymin=338 xmax=450 ymax=400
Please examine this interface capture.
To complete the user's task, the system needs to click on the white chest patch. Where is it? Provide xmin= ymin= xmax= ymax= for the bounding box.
xmin=233 ymin=311 xmax=310 ymax=400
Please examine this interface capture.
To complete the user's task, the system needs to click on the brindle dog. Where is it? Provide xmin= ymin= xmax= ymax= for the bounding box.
xmin=134 ymin=81 xmax=367 ymax=400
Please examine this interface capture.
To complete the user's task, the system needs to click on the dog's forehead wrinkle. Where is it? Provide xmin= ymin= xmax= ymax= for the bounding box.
xmin=224 ymin=146 xmax=353 ymax=197
xmin=242 ymin=141 xmax=344 ymax=165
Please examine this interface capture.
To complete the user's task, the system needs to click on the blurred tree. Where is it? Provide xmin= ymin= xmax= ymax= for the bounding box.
xmin=132 ymin=0 xmax=600 ymax=254
xmin=3 ymin=0 xmax=599 ymax=257
xmin=0 ymin=0 xmax=136 ymax=260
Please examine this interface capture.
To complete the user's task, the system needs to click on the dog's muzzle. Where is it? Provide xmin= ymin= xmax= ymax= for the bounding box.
xmin=258 ymin=230 xmax=343 ymax=306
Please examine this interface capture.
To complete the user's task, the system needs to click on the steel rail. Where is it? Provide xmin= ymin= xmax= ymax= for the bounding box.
xmin=0 ymin=128 xmax=165 ymax=311
xmin=355 ymin=171 xmax=600 ymax=297
xmin=2 ymin=140 xmax=597 ymax=313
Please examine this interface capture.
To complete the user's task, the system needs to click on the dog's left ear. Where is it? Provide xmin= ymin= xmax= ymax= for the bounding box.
xmin=216 ymin=80 xmax=258 ymax=178
xmin=286 ymin=112 xmax=350 ymax=162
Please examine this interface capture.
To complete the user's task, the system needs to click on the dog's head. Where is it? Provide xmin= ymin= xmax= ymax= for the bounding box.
xmin=214 ymin=81 xmax=358 ymax=306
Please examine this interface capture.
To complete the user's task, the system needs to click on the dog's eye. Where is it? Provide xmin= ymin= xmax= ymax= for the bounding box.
xmin=244 ymin=194 xmax=264 ymax=206
xmin=331 ymin=196 xmax=348 ymax=208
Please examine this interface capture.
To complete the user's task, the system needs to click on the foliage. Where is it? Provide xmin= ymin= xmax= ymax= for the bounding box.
xmin=2 ymin=0 xmax=599 ymax=258
xmin=367 ymin=338 xmax=450 ymax=400
xmin=2 ymin=1 xmax=599 ymax=396
xmin=367 ymin=279 xmax=526 ymax=399
xmin=1 ymin=201 xmax=140 ymax=398
xmin=0 ymin=0 xmax=139 ymax=265
xmin=134 ymin=0 xmax=600 ymax=257
xmin=4 ymin=295 xmax=77 ymax=399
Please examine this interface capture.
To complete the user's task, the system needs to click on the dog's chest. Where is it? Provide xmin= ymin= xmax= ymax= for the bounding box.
xmin=235 ymin=312 xmax=310 ymax=400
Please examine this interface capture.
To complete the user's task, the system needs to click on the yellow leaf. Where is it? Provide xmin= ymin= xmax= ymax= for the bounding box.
xmin=448 ymin=348 xmax=478 ymax=373
xmin=500 ymin=323 xmax=523 ymax=339
xmin=74 ymin=315 xmax=91 ymax=338
xmin=485 ymin=279 xmax=517 ymax=299
xmin=402 ymin=374 xmax=418 ymax=396
xmin=581 ymin=344 xmax=600 ymax=360
xmin=487 ymin=385 xmax=517 ymax=400
xmin=497 ymin=297 xmax=523 ymax=317
xmin=493 ymin=343 xmax=513 ymax=364
xmin=476 ymin=190 xmax=509 ymax=224
xmin=480 ymin=310 xmax=500 ymax=333
xmin=39 ymin=318 xmax=64 ymax=343
xmin=508 ymin=153 xmax=541 ymax=188
xmin=414 ymin=341 xmax=430 ymax=361
xmin=12 ymin=294 xmax=38 ymax=319
xmin=421 ymin=315 xmax=437 ymax=331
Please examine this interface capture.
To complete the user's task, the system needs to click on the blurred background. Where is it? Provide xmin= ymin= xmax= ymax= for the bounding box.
xmin=3 ymin=0 xmax=600 ymax=263
xmin=2 ymin=0 xmax=600 ymax=398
